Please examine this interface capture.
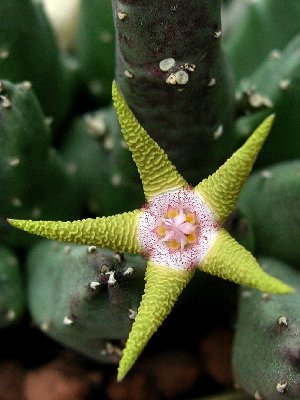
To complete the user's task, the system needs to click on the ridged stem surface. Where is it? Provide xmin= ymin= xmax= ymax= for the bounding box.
xmin=113 ymin=0 xmax=235 ymax=183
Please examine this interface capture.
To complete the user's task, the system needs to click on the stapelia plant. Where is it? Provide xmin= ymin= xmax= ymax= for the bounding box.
xmin=8 ymin=83 xmax=292 ymax=381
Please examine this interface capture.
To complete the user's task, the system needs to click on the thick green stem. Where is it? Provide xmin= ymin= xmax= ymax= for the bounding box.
xmin=112 ymin=0 xmax=235 ymax=184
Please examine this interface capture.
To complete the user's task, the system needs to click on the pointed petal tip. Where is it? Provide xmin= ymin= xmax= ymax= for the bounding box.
xmin=117 ymin=370 xmax=126 ymax=382
xmin=261 ymin=113 xmax=276 ymax=130
xmin=255 ymin=268 xmax=294 ymax=295
xmin=112 ymin=80 xmax=121 ymax=105
xmin=252 ymin=113 xmax=276 ymax=145
xmin=247 ymin=271 xmax=294 ymax=295
xmin=7 ymin=218 xmax=22 ymax=228
xmin=266 ymin=113 xmax=276 ymax=121
xmin=112 ymin=80 xmax=117 ymax=97
xmin=272 ymin=282 xmax=294 ymax=295
xmin=253 ymin=279 xmax=294 ymax=295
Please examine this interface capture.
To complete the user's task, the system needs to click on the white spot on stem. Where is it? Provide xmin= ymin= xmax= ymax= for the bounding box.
xmin=111 ymin=173 xmax=122 ymax=186
xmin=63 ymin=316 xmax=74 ymax=325
xmin=103 ymin=136 xmax=114 ymax=150
xmin=66 ymin=163 xmax=78 ymax=175
xmin=31 ymin=207 xmax=42 ymax=219
xmin=64 ymin=246 xmax=72 ymax=254
xmin=159 ymin=58 xmax=176 ymax=72
xmin=89 ymin=79 xmax=103 ymax=95
xmin=128 ymin=309 xmax=137 ymax=320
xmin=107 ymin=272 xmax=117 ymax=286
xmin=113 ymin=253 xmax=122 ymax=263
xmin=44 ymin=117 xmax=54 ymax=126
xmin=279 ymin=79 xmax=291 ymax=91
xmin=124 ymin=70 xmax=133 ymax=78
xmin=90 ymin=281 xmax=101 ymax=290
xmin=249 ymin=92 xmax=273 ymax=108
xmin=88 ymin=245 xmax=97 ymax=254
xmin=19 ymin=81 xmax=32 ymax=90
xmin=175 ymin=70 xmax=189 ymax=85
xmin=8 ymin=158 xmax=20 ymax=167
xmin=101 ymin=264 xmax=110 ymax=273
xmin=117 ymin=11 xmax=127 ymax=20
xmin=40 ymin=321 xmax=51 ymax=332
xmin=0 ymin=49 xmax=9 ymax=59
xmin=84 ymin=113 xmax=106 ymax=138
xmin=254 ymin=391 xmax=263 ymax=400
xmin=6 ymin=310 xmax=16 ymax=321
xmin=166 ymin=73 xmax=177 ymax=85
xmin=123 ymin=267 xmax=135 ymax=276
xmin=261 ymin=293 xmax=272 ymax=301
xmin=241 ymin=290 xmax=252 ymax=298
xmin=183 ymin=63 xmax=196 ymax=72
xmin=276 ymin=382 xmax=287 ymax=393
xmin=208 ymin=77 xmax=216 ymax=87
xmin=11 ymin=198 xmax=22 ymax=207
xmin=278 ymin=316 xmax=288 ymax=326
xmin=0 ymin=95 xmax=11 ymax=109
xmin=213 ymin=125 xmax=224 ymax=140
xmin=261 ymin=170 xmax=272 ymax=179
xmin=270 ymin=49 xmax=281 ymax=60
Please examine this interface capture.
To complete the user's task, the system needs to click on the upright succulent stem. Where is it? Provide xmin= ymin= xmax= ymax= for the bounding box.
xmin=112 ymin=0 xmax=235 ymax=183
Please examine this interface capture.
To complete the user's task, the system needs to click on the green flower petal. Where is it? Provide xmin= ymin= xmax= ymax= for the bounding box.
xmin=112 ymin=82 xmax=187 ymax=201
xmin=117 ymin=260 xmax=193 ymax=381
xmin=8 ymin=210 xmax=141 ymax=254
xmin=195 ymin=115 xmax=274 ymax=222
xmin=199 ymin=228 xmax=293 ymax=294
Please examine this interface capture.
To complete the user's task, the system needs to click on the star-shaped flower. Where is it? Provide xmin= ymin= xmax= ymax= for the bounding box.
xmin=8 ymin=82 xmax=292 ymax=381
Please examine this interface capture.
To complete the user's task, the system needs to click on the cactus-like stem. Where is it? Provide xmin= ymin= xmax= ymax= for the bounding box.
xmin=26 ymin=241 xmax=147 ymax=363
xmin=0 ymin=0 xmax=78 ymax=128
xmin=234 ymin=35 xmax=300 ymax=168
xmin=0 ymin=244 xmax=24 ymax=328
xmin=76 ymin=0 xmax=115 ymax=100
xmin=238 ymin=160 xmax=300 ymax=267
xmin=112 ymin=0 xmax=235 ymax=184
xmin=0 ymin=80 xmax=80 ymax=248
xmin=224 ymin=0 xmax=300 ymax=79
xmin=233 ymin=257 xmax=300 ymax=399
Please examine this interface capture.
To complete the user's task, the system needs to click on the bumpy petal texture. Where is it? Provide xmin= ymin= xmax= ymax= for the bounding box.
xmin=117 ymin=260 xmax=194 ymax=381
xmin=195 ymin=115 xmax=274 ymax=222
xmin=199 ymin=228 xmax=293 ymax=294
xmin=112 ymin=81 xmax=187 ymax=201
xmin=8 ymin=210 xmax=141 ymax=254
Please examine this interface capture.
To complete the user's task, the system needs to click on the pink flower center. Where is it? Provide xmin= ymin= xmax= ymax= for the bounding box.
xmin=139 ymin=188 xmax=219 ymax=271
xmin=154 ymin=206 xmax=198 ymax=252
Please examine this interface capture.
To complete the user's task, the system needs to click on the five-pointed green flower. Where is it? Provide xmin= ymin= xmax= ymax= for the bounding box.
xmin=8 ymin=82 xmax=292 ymax=381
